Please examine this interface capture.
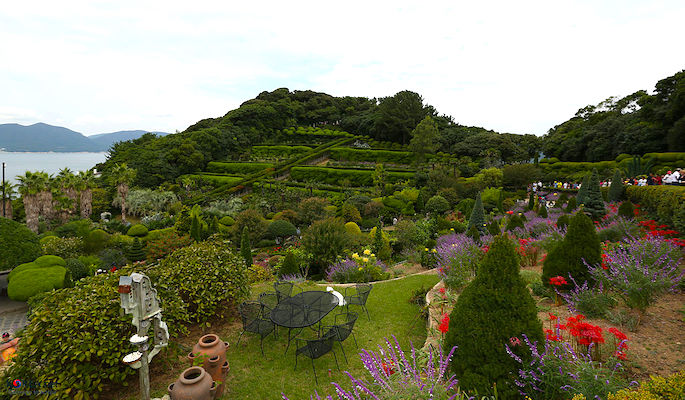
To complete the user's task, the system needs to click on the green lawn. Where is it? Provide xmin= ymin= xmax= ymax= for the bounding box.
xmin=147 ymin=273 xmax=438 ymax=399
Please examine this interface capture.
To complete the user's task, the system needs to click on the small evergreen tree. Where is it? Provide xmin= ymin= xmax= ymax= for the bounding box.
xmin=565 ymin=196 xmax=577 ymax=213
xmin=190 ymin=214 xmax=201 ymax=241
xmin=556 ymin=214 xmax=571 ymax=229
xmin=487 ymin=221 xmax=500 ymax=236
xmin=607 ymin=169 xmax=624 ymax=203
xmin=542 ymin=211 xmax=600 ymax=288
xmin=445 ymin=234 xmax=543 ymax=397
xmin=576 ymin=174 xmax=591 ymax=205
xmin=618 ymin=201 xmax=634 ymax=219
xmin=537 ymin=204 xmax=548 ymax=218
xmin=209 ymin=216 xmax=219 ymax=236
xmin=584 ymin=169 xmax=606 ymax=221
xmin=127 ymin=237 xmax=146 ymax=262
xmin=496 ymin=190 xmax=504 ymax=214
xmin=415 ymin=190 xmax=425 ymax=213
xmin=373 ymin=224 xmax=384 ymax=254
xmin=278 ymin=251 xmax=300 ymax=278
xmin=467 ymin=192 xmax=487 ymax=235
xmin=240 ymin=226 xmax=252 ymax=267
xmin=528 ymin=191 xmax=535 ymax=210
xmin=505 ymin=213 xmax=525 ymax=231
xmin=466 ymin=224 xmax=481 ymax=243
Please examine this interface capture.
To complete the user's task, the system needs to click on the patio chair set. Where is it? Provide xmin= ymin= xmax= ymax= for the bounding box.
xmin=237 ymin=281 xmax=372 ymax=384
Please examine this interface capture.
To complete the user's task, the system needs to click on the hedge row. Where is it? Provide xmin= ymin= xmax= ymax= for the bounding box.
xmin=321 ymin=164 xmax=416 ymax=173
xmin=183 ymin=174 xmax=243 ymax=186
xmin=206 ymin=161 xmax=274 ymax=175
xmin=539 ymin=152 xmax=685 ymax=180
xmin=329 ymin=148 xmax=416 ymax=164
xmin=625 ymin=185 xmax=685 ymax=233
xmin=290 ymin=166 xmax=415 ymax=186
xmin=282 ymin=126 xmax=354 ymax=137
xmin=251 ymin=145 xmax=312 ymax=159
xmin=252 ymin=182 xmax=347 ymax=200
xmin=256 ymin=180 xmax=372 ymax=193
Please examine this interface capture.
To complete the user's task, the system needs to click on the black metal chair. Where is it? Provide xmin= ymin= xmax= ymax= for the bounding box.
xmin=259 ymin=291 xmax=280 ymax=337
xmin=274 ymin=281 xmax=295 ymax=303
xmin=237 ymin=301 xmax=275 ymax=355
xmin=320 ymin=312 xmax=358 ymax=364
xmin=294 ymin=330 xmax=340 ymax=385
xmin=344 ymin=283 xmax=372 ymax=321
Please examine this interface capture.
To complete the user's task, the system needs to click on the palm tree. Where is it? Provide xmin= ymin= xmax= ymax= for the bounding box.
xmin=111 ymin=163 xmax=136 ymax=222
xmin=1 ymin=181 xmax=14 ymax=219
xmin=16 ymin=171 xmax=41 ymax=232
xmin=56 ymin=168 xmax=78 ymax=223
xmin=35 ymin=171 xmax=54 ymax=223
xmin=76 ymin=170 xmax=96 ymax=219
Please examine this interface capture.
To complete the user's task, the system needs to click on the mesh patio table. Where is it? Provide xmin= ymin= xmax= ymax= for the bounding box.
xmin=270 ymin=291 xmax=339 ymax=352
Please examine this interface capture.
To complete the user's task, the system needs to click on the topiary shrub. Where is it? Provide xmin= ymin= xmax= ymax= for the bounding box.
xmin=537 ymin=204 xmax=548 ymax=218
xmin=456 ymin=198 xmax=475 ymax=217
xmin=0 ymin=217 xmax=41 ymax=271
xmin=565 ymin=196 xmax=577 ymax=213
xmin=607 ymin=169 xmax=624 ymax=203
xmin=278 ymin=251 xmax=300 ymax=278
xmin=467 ymin=192 xmax=487 ymax=235
xmin=528 ymin=191 xmax=535 ymax=210
xmin=486 ymin=221 xmax=500 ymax=236
xmin=584 ymin=169 xmax=606 ymax=221
xmin=267 ymin=219 xmax=297 ymax=239
xmin=341 ymin=202 xmax=362 ymax=223
xmin=542 ymin=211 xmax=600 ymax=289
xmin=126 ymin=223 xmax=149 ymax=237
xmin=556 ymin=214 xmax=571 ymax=229
xmin=445 ymin=234 xmax=543 ymax=398
xmin=505 ymin=213 xmax=525 ymax=231
xmin=55 ymin=218 xmax=93 ymax=238
xmin=65 ymin=258 xmax=90 ymax=280
xmin=425 ymin=195 xmax=450 ymax=216
xmin=576 ymin=173 xmax=591 ymax=205
xmin=618 ymin=201 xmax=634 ymax=219
xmin=219 ymin=215 xmax=235 ymax=226
xmin=126 ymin=237 xmax=146 ymax=262
xmin=83 ymin=228 xmax=110 ymax=254
xmin=7 ymin=255 xmax=70 ymax=301
xmin=369 ymin=226 xmax=392 ymax=261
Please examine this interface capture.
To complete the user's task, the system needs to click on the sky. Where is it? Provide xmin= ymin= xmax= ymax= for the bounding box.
xmin=1 ymin=0 xmax=684 ymax=137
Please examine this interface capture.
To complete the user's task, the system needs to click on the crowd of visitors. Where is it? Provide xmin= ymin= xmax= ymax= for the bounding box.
xmin=529 ymin=168 xmax=684 ymax=192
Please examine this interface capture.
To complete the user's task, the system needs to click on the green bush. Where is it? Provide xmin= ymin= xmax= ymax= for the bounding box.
xmin=303 ymin=218 xmax=352 ymax=276
xmin=206 ymin=161 xmax=274 ymax=174
xmin=341 ymin=202 xmax=362 ymax=223
xmin=126 ymin=223 xmax=149 ymax=237
xmin=55 ymin=218 xmax=93 ymax=238
xmin=467 ymin=192 xmax=486 ymax=235
xmin=84 ymin=228 xmax=110 ymax=254
xmin=425 ymin=195 xmax=450 ymax=216
xmin=328 ymin=148 xmax=415 ymax=164
xmin=278 ymin=251 xmax=300 ymax=278
xmin=234 ymin=209 xmax=268 ymax=242
xmin=144 ymin=229 xmax=193 ymax=262
xmin=584 ymin=169 xmax=606 ymax=221
xmin=41 ymin=236 xmax=83 ymax=259
xmin=565 ymin=196 xmax=577 ymax=212
xmin=127 ymin=237 xmax=146 ymax=262
xmin=78 ymin=255 xmax=102 ymax=274
xmin=556 ymin=214 xmax=571 ymax=229
xmin=0 ymin=217 xmax=41 ymax=271
xmin=251 ymin=145 xmax=312 ymax=159
xmin=576 ymin=173 xmax=590 ymax=205
xmin=290 ymin=166 xmax=414 ymax=186
xmin=99 ymin=248 xmax=127 ymax=268
xmin=608 ymin=370 xmax=685 ymax=400
xmin=445 ymin=235 xmax=543 ymax=398
xmin=455 ymin=198 xmax=475 ymax=217
xmin=607 ymin=169 xmax=624 ymax=202
xmin=268 ymin=219 xmax=297 ymax=239
xmin=344 ymin=221 xmax=362 ymax=236
xmin=395 ymin=220 xmax=428 ymax=253
xmin=219 ymin=215 xmax=235 ymax=226
xmin=8 ymin=256 xmax=70 ymax=301
xmin=65 ymin=258 xmax=90 ymax=280
xmin=537 ymin=204 xmax=548 ymax=218
xmin=297 ymin=197 xmax=332 ymax=226
xmin=256 ymin=239 xmax=277 ymax=248
xmin=542 ymin=212 xmax=600 ymax=289
xmin=617 ymin=201 xmax=635 ymax=219
xmin=625 ymin=185 xmax=685 ymax=233
xmin=506 ymin=213 xmax=525 ymax=231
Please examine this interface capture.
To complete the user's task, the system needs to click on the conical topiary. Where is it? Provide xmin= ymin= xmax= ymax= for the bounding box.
xmin=505 ymin=213 xmax=525 ymax=231
xmin=542 ymin=211 xmax=600 ymax=288
xmin=576 ymin=174 xmax=590 ymax=205
xmin=190 ymin=213 xmax=201 ymax=241
xmin=583 ymin=169 xmax=606 ymax=221
xmin=618 ymin=201 xmax=634 ymax=219
xmin=127 ymin=237 xmax=146 ymax=262
xmin=565 ymin=196 xmax=577 ymax=213
xmin=445 ymin=234 xmax=543 ymax=398
xmin=607 ymin=169 xmax=624 ymax=203
xmin=468 ymin=192 xmax=487 ymax=235
xmin=537 ymin=204 xmax=548 ymax=218
xmin=240 ymin=226 xmax=252 ymax=267
xmin=528 ymin=191 xmax=535 ymax=210
xmin=466 ymin=224 xmax=481 ymax=243
xmin=487 ymin=221 xmax=500 ymax=236
xmin=556 ymin=214 xmax=571 ymax=229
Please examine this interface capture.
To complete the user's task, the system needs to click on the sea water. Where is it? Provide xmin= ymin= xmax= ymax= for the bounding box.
xmin=0 ymin=152 xmax=108 ymax=184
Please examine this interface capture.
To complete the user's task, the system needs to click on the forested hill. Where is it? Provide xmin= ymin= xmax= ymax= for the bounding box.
xmin=101 ymin=89 xmax=541 ymax=188
xmin=542 ymin=69 xmax=685 ymax=162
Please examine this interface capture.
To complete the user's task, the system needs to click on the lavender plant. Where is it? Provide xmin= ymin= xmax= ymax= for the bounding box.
xmin=588 ymin=235 xmax=684 ymax=312
xmin=507 ymin=334 xmax=630 ymax=400
xmin=283 ymin=337 xmax=468 ymax=400
xmin=556 ymin=275 xmax=616 ymax=318
xmin=326 ymin=249 xmax=389 ymax=283
xmin=435 ymin=234 xmax=485 ymax=289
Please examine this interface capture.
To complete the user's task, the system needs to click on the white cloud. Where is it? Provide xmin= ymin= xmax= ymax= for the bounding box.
xmin=1 ymin=0 xmax=684 ymax=136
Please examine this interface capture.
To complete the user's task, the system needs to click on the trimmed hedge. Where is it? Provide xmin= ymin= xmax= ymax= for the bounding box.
xmin=625 ymin=185 xmax=685 ymax=233
xmin=251 ymin=145 xmax=312 ymax=159
xmin=126 ymin=223 xmax=149 ymax=237
xmin=290 ymin=166 xmax=414 ymax=186
xmin=538 ymin=152 xmax=685 ymax=180
xmin=7 ymin=255 xmax=70 ymax=301
xmin=206 ymin=161 xmax=274 ymax=175
xmin=183 ymin=174 xmax=244 ymax=186
xmin=329 ymin=148 xmax=415 ymax=164
xmin=282 ymin=126 xmax=353 ymax=138
xmin=0 ymin=217 xmax=41 ymax=271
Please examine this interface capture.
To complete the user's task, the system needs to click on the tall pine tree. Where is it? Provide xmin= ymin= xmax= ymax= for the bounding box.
xmin=240 ymin=226 xmax=253 ymax=268
xmin=607 ymin=169 xmax=624 ymax=203
xmin=576 ymin=173 xmax=591 ymax=205
xmin=467 ymin=192 xmax=487 ymax=235
xmin=584 ymin=169 xmax=606 ymax=221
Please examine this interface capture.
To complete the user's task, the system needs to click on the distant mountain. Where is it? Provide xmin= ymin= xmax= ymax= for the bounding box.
xmin=0 ymin=123 xmax=171 ymax=152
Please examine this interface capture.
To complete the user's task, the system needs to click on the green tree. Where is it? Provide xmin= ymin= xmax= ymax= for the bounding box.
xmin=0 ymin=217 xmax=41 ymax=270
xmin=576 ymin=173 xmax=590 ymax=206
xmin=110 ymin=163 xmax=136 ymax=222
xmin=408 ymin=116 xmax=439 ymax=165
xmin=127 ymin=237 xmax=146 ymax=262
xmin=467 ymin=192 xmax=486 ymax=235
xmin=16 ymin=171 xmax=43 ymax=232
xmin=425 ymin=195 xmax=450 ymax=216
xmin=190 ymin=213 xmax=201 ymax=241
xmin=372 ymin=164 xmax=387 ymax=196
xmin=240 ymin=226 xmax=252 ymax=267
xmin=373 ymin=90 xmax=434 ymax=144
xmin=528 ymin=191 xmax=535 ymax=211
xmin=445 ymin=234 xmax=543 ymax=397
xmin=302 ymin=218 xmax=351 ymax=276
xmin=584 ymin=169 xmax=606 ymax=221
xmin=607 ymin=169 xmax=624 ymax=203
xmin=542 ymin=211 xmax=601 ymax=288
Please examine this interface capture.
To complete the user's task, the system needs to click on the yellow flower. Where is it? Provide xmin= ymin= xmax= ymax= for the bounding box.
xmin=358 ymin=267 xmax=363 ymax=271
xmin=425 ymin=247 xmax=429 ymax=251
xmin=362 ymin=257 xmax=369 ymax=263
xmin=352 ymin=253 xmax=359 ymax=259
xmin=363 ymin=249 xmax=371 ymax=255
xmin=450 ymin=228 xmax=454 ymax=231
xmin=370 ymin=253 xmax=375 ymax=257
xmin=431 ymin=249 xmax=437 ymax=253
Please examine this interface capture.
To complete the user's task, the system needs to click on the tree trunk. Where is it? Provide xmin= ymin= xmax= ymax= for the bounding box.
xmin=2 ymin=199 xmax=12 ymax=220
xmin=80 ymin=189 xmax=92 ymax=219
xmin=117 ymin=184 xmax=129 ymax=222
xmin=39 ymin=190 xmax=53 ymax=223
xmin=24 ymin=195 xmax=39 ymax=232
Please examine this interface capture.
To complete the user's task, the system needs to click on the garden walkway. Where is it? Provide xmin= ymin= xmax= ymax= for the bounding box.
xmin=0 ymin=274 xmax=28 ymax=336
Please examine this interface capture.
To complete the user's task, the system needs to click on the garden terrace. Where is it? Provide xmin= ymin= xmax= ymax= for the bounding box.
xmin=206 ymin=161 xmax=275 ymax=175
xmin=250 ymin=145 xmax=313 ymax=161
xmin=290 ymin=166 xmax=415 ymax=186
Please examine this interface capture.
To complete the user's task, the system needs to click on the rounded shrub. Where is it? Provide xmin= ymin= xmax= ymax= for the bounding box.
xmin=0 ymin=217 xmax=41 ymax=271
xmin=55 ymin=219 xmax=93 ymax=238
xmin=542 ymin=211 xmax=600 ymax=289
xmin=505 ymin=213 xmax=525 ymax=231
xmin=126 ymin=223 xmax=149 ymax=237
xmin=445 ymin=234 xmax=543 ymax=397
xmin=219 ymin=215 xmax=235 ymax=226
xmin=344 ymin=221 xmax=362 ymax=236
xmin=39 ymin=235 xmax=58 ymax=245
xmin=267 ymin=219 xmax=297 ymax=239
xmin=537 ymin=204 xmax=548 ymax=218
xmin=341 ymin=202 xmax=362 ymax=223
xmin=278 ymin=251 xmax=300 ymax=278
xmin=618 ymin=201 xmax=634 ymax=219
xmin=556 ymin=214 xmax=571 ymax=229
xmin=65 ymin=258 xmax=90 ymax=280
xmin=425 ymin=195 xmax=450 ymax=216
xmin=303 ymin=218 xmax=352 ymax=276
xmin=84 ymin=228 xmax=110 ymax=254
xmin=8 ymin=266 xmax=70 ymax=301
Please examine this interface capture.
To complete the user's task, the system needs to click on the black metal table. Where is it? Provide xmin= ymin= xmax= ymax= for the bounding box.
xmin=270 ymin=291 xmax=339 ymax=352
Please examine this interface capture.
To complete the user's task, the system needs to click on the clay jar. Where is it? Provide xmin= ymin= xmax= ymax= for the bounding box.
xmin=168 ymin=366 xmax=216 ymax=400
xmin=188 ymin=334 xmax=230 ymax=397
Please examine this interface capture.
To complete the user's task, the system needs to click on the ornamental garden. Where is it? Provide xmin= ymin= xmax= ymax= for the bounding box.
xmin=1 ymin=115 xmax=685 ymax=398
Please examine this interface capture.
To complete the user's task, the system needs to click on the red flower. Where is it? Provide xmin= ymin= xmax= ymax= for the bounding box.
xmin=509 ymin=336 xmax=521 ymax=347
xmin=438 ymin=313 xmax=450 ymax=334
xmin=549 ymin=276 xmax=568 ymax=287
xmin=439 ymin=287 xmax=446 ymax=294
xmin=614 ymin=351 xmax=627 ymax=360
xmin=506 ymin=211 xmax=514 ymax=215
xmin=548 ymin=313 xmax=558 ymax=321
xmin=481 ymin=245 xmax=490 ymax=253
xmin=110 ymin=266 xmax=117 ymax=273
xmin=381 ymin=362 xmax=396 ymax=375
xmin=608 ymin=327 xmax=627 ymax=341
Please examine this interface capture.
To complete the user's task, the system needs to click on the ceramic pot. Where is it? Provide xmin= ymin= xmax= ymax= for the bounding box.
xmin=188 ymin=334 xmax=230 ymax=396
xmin=168 ymin=366 xmax=216 ymax=400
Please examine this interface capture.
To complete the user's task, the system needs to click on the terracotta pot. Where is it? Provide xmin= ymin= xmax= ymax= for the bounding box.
xmin=188 ymin=334 xmax=230 ymax=397
xmin=168 ymin=366 xmax=216 ymax=400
